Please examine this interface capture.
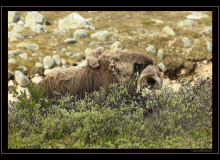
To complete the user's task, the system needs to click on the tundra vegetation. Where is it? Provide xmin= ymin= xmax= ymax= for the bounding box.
xmin=8 ymin=11 xmax=213 ymax=149
xmin=8 ymin=77 xmax=212 ymax=149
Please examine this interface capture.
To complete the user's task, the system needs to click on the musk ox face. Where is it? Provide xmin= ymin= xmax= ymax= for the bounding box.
xmin=135 ymin=65 xmax=163 ymax=95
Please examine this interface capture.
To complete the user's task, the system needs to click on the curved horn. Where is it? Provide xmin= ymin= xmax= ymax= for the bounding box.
xmin=135 ymin=65 xmax=162 ymax=95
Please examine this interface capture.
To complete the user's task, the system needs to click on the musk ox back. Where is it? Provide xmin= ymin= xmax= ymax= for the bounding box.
xmin=38 ymin=61 xmax=118 ymax=99
xmin=38 ymin=47 xmax=163 ymax=99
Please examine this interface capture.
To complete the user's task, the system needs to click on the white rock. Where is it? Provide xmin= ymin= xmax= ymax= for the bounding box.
xmin=14 ymin=70 xmax=30 ymax=87
xmin=158 ymin=62 xmax=167 ymax=72
xmin=58 ymin=12 xmax=92 ymax=29
xmin=19 ymin=53 xmax=28 ymax=59
xmin=32 ymin=53 xmax=38 ymax=56
xmin=187 ymin=12 xmax=209 ymax=19
xmin=31 ymin=24 xmax=44 ymax=33
xmin=8 ymin=80 xmax=15 ymax=93
xmin=8 ymin=58 xmax=17 ymax=64
xmin=31 ymin=77 xmax=42 ymax=85
xmin=8 ymin=11 xmax=19 ymax=23
xmin=151 ymin=18 xmax=163 ymax=24
xmin=146 ymin=45 xmax=157 ymax=56
xmin=16 ymin=86 xmax=30 ymax=97
xmin=44 ymin=69 xmax=53 ymax=76
xmin=43 ymin=56 xmax=54 ymax=69
xmin=17 ymin=20 xmax=24 ymax=26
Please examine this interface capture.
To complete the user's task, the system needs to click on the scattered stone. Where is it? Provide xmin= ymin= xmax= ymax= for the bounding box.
xmin=162 ymin=26 xmax=176 ymax=36
xmin=8 ymin=80 xmax=16 ymax=93
xmin=19 ymin=53 xmax=28 ymax=59
xmin=19 ymin=66 xmax=28 ymax=74
xmin=8 ymin=58 xmax=17 ymax=64
xmin=157 ymin=49 xmax=166 ymax=59
xmin=58 ymin=12 xmax=92 ymax=30
xmin=8 ymin=11 xmax=19 ymax=23
xmin=53 ymin=55 xmax=61 ymax=65
xmin=17 ymin=20 xmax=24 ymax=26
xmin=43 ymin=56 xmax=54 ymax=69
xmin=12 ymin=24 xmax=25 ymax=32
xmin=151 ymin=18 xmax=163 ymax=24
xmin=177 ymin=19 xmax=195 ymax=27
xmin=61 ymin=48 xmax=67 ymax=53
xmin=181 ymin=37 xmax=192 ymax=46
xmin=8 ymin=23 xmax=17 ymax=29
xmin=25 ymin=11 xmax=47 ymax=27
xmin=38 ymin=57 xmax=42 ymax=63
xmin=32 ymin=53 xmax=38 ymax=56
xmin=84 ymin=48 xmax=92 ymax=56
xmin=17 ymin=43 xmax=39 ymax=50
xmin=65 ymin=51 xmax=73 ymax=57
xmin=73 ymin=29 xmax=89 ymax=39
xmin=31 ymin=76 xmax=42 ymax=85
xmin=14 ymin=70 xmax=30 ymax=87
xmin=63 ymin=38 xmax=76 ymax=44
xmin=85 ymin=25 xmax=95 ymax=30
xmin=61 ymin=59 xmax=67 ymax=65
xmin=16 ymin=86 xmax=30 ymax=97
xmin=158 ymin=62 xmax=167 ymax=72
xmin=8 ymin=70 xmax=14 ymax=80
xmin=110 ymin=41 xmax=123 ymax=51
xmin=44 ymin=69 xmax=53 ymax=76
xmin=204 ymin=26 xmax=212 ymax=34
xmin=51 ymin=28 xmax=66 ymax=35
xmin=72 ymin=52 xmax=84 ymax=60
xmin=31 ymin=24 xmax=44 ymax=33
xmin=8 ymin=50 xmax=20 ymax=58
xmin=8 ymin=32 xmax=24 ymax=40
xmin=61 ymin=65 xmax=66 ymax=69
xmin=91 ymin=30 xmax=110 ymax=41
xmin=187 ymin=12 xmax=209 ymax=19
xmin=177 ymin=68 xmax=189 ymax=76
xmin=146 ymin=45 xmax=157 ymax=56
xmin=9 ymin=36 xmax=18 ymax=42
xmin=207 ymin=41 xmax=212 ymax=51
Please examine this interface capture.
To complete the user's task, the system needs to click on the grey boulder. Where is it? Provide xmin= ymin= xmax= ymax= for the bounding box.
xmin=14 ymin=70 xmax=30 ymax=87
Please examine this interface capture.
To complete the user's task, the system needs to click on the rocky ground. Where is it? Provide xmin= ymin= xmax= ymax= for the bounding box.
xmin=8 ymin=11 xmax=212 ymax=101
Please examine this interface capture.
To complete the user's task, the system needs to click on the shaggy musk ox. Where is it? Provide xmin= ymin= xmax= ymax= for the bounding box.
xmin=37 ymin=47 xmax=163 ymax=99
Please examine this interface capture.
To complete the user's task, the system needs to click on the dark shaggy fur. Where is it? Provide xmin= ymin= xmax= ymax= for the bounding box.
xmin=38 ymin=48 xmax=155 ymax=99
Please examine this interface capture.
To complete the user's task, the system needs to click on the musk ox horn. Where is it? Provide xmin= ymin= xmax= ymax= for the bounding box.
xmin=135 ymin=65 xmax=163 ymax=95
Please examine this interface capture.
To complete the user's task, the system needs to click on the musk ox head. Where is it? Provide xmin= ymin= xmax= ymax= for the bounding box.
xmin=135 ymin=65 xmax=163 ymax=95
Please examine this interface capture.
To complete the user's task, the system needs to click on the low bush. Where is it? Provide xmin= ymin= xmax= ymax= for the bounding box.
xmin=8 ymin=77 xmax=212 ymax=149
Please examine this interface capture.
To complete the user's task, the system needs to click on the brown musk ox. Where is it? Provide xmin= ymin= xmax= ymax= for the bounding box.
xmin=37 ymin=46 xmax=163 ymax=99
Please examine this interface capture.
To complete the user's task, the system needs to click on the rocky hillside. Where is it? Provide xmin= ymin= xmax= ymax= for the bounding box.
xmin=8 ymin=11 xmax=212 ymax=100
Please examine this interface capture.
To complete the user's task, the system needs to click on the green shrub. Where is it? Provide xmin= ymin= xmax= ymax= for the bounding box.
xmin=8 ymin=77 xmax=212 ymax=149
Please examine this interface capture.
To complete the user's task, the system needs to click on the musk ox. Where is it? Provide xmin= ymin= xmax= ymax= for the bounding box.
xmin=37 ymin=47 xmax=163 ymax=99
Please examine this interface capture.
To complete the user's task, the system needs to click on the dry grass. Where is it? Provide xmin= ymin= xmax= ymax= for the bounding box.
xmin=8 ymin=11 xmax=212 ymax=79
